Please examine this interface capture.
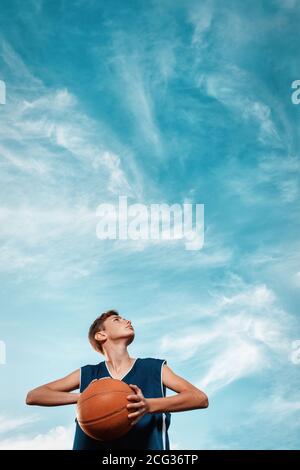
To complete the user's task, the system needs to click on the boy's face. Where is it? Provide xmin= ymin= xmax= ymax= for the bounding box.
xmin=102 ymin=314 xmax=135 ymax=343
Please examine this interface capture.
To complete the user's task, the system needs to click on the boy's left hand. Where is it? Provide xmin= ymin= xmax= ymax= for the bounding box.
xmin=126 ymin=384 xmax=150 ymax=426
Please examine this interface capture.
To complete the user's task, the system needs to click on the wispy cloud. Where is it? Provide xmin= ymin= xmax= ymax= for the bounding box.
xmin=0 ymin=414 xmax=38 ymax=434
xmin=108 ymin=50 xmax=164 ymax=157
xmin=222 ymin=153 xmax=300 ymax=205
xmin=188 ymin=0 xmax=214 ymax=49
xmin=0 ymin=38 xmax=43 ymax=91
xmin=197 ymin=65 xmax=282 ymax=147
xmin=0 ymin=85 xmax=135 ymax=197
xmin=0 ymin=424 xmax=74 ymax=450
xmin=255 ymin=394 xmax=300 ymax=419
xmin=159 ymin=282 xmax=294 ymax=393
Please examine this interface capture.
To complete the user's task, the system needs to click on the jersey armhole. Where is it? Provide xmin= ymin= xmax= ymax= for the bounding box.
xmin=160 ymin=359 xmax=168 ymax=451
xmin=160 ymin=359 xmax=167 ymax=398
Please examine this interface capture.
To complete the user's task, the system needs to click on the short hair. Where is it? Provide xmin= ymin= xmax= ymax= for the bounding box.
xmin=88 ymin=310 xmax=119 ymax=354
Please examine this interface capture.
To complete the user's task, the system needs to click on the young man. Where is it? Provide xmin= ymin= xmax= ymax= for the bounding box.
xmin=26 ymin=310 xmax=209 ymax=450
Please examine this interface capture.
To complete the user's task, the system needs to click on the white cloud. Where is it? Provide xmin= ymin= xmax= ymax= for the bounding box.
xmin=0 ymin=415 xmax=38 ymax=434
xmin=159 ymin=283 xmax=293 ymax=394
xmin=2 ymin=92 xmax=133 ymax=196
xmin=22 ymin=88 xmax=76 ymax=112
xmin=0 ymin=425 xmax=74 ymax=450
xmin=0 ymin=203 xmax=100 ymax=281
xmin=188 ymin=0 xmax=213 ymax=48
xmin=243 ymin=101 xmax=279 ymax=144
xmin=0 ymin=205 xmax=96 ymax=245
xmin=0 ymin=142 xmax=49 ymax=175
xmin=101 ymin=151 xmax=133 ymax=195
xmin=255 ymin=394 xmax=300 ymax=421
xmin=0 ymin=39 xmax=43 ymax=90
xmin=197 ymin=65 xmax=282 ymax=147
xmin=160 ymin=329 xmax=219 ymax=361
xmin=0 ymin=40 xmax=138 ymax=200
xmin=219 ymin=284 xmax=275 ymax=308
xmin=294 ymin=272 xmax=300 ymax=287
xmin=107 ymin=42 xmax=163 ymax=157
xmin=200 ymin=338 xmax=264 ymax=392
xmin=0 ymin=244 xmax=44 ymax=271
xmin=155 ymin=43 xmax=177 ymax=84
xmin=219 ymin=153 xmax=299 ymax=206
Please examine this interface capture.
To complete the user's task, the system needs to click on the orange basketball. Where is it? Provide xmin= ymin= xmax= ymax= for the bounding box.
xmin=76 ymin=378 xmax=133 ymax=441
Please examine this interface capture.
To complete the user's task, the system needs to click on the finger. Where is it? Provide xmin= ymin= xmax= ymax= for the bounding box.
xmin=130 ymin=418 xmax=138 ymax=426
xmin=128 ymin=409 xmax=145 ymax=419
xmin=130 ymin=417 xmax=141 ymax=426
xmin=127 ymin=394 xmax=141 ymax=402
xmin=127 ymin=401 xmax=144 ymax=410
xmin=129 ymin=384 xmax=142 ymax=393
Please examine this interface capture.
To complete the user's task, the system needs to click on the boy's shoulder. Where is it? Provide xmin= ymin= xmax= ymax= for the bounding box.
xmin=138 ymin=357 xmax=167 ymax=369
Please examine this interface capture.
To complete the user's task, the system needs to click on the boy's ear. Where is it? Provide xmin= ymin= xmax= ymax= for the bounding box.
xmin=95 ymin=331 xmax=107 ymax=342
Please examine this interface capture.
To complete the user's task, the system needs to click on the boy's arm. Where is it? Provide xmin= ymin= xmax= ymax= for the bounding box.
xmin=127 ymin=364 xmax=209 ymax=424
xmin=147 ymin=364 xmax=208 ymax=414
xmin=26 ymin=369 xmax=80 ymax=407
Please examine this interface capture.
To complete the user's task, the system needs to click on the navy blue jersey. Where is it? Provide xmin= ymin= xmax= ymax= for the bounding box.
xmin=73 ymin=357 xmax=171 ymax=450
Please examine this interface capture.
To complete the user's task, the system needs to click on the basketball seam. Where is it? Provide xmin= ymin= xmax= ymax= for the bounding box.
xmin=77 ymin=389 xmax=130 ymax=408
xmin=78 ymin=406 xmax=127 ymax=425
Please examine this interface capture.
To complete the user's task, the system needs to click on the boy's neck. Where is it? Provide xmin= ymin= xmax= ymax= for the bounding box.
xmin=104 ymin=348 xmax=134 ymax=372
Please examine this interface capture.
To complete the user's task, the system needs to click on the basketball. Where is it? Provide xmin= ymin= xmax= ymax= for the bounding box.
xmin=76 ymin=377 xmax=133 ymax=441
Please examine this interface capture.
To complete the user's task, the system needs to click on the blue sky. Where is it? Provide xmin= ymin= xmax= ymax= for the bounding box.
xmin=0 ymin=0 xmax=300 ymax=449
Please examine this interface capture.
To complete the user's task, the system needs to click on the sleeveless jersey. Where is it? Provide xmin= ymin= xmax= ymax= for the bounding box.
xmin=73 ymin=357 xmax=171 ymax=450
